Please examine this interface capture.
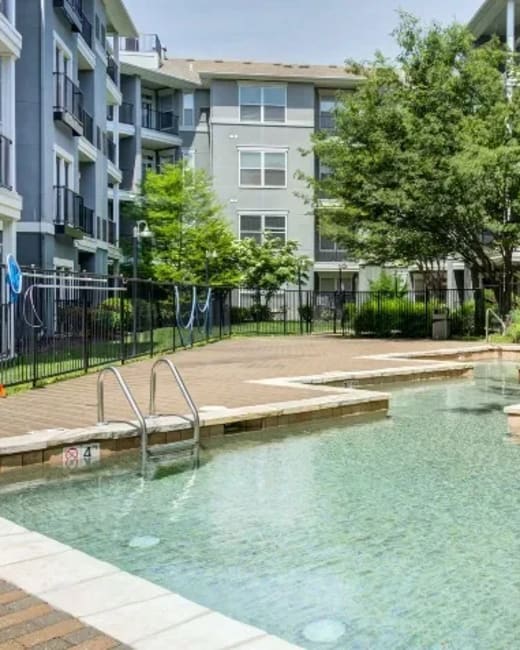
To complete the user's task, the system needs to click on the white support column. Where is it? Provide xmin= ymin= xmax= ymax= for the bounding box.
xmin=507 ymin=0 xmax=516 ymax=52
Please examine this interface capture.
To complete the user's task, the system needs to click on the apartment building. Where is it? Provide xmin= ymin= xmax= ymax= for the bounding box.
xmin=15 ymin=0 xmax=137 ymax=274
xmin=117 ymin=38 xmax=368 ymax=291
xmin=0 ymin=0 xmax=22 ymax=267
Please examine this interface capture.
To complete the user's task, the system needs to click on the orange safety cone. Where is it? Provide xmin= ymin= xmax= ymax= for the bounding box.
xmin=0 ymin=385 xmax=7 ymax=398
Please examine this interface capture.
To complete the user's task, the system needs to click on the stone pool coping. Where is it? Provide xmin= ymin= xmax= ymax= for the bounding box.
xmin=0 ymin=516 xmax=301 ymax=649
xmin=4 ymin=342 xmax=520 ymax=471
xmin=0 ymin=390 xmax=389 ymax=469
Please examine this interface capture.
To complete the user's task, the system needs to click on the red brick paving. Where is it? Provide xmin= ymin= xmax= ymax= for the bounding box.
xmin=0 ymin=580 xmax=128 ymax=649
xmin=0 ymin=336 xmax=481 ymax=439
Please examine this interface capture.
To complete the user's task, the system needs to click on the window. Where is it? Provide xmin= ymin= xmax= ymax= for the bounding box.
xmin=239 ymin=85 xmax=286 ymax=123
xmin=319 ymin=232 xmax=345 ymax=252
xmin=319 ymin=96 xmax=336 ymax=131
xmin=182 ymin=92 xmax=194 ymax=127
xmin=239 ymin=149 xmax=287 ymax=188
xmin=240 ymin=213 xmax=287 ymax=245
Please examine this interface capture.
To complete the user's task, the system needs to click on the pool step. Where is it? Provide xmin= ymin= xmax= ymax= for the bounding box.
xmin=146 ymin=439 xmax=196 ymax=459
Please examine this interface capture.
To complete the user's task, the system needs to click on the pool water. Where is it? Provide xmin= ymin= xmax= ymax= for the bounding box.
xmin=2 ymin=363 xmax=520 ymax=649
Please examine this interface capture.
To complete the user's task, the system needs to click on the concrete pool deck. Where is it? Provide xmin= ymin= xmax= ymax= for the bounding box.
xmin=0 ymin=337 xmax=501 ymax=471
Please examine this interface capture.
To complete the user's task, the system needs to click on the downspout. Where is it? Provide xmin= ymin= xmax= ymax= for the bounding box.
xmin=39 ymin=0 xmax=45 ymax=267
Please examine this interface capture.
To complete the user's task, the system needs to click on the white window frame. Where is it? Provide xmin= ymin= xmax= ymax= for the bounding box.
xmin=238 ymin=211 xmax=288 ymax=245
xmin=238 ymin=147 xmax=288 ymax=189
xmin=53 ymin=145 xmax=74 ymax=189
xmin=182 ymin=91 xmax=195 ymax=127
xmin=238 ymin=83 xmax=287 ymax=124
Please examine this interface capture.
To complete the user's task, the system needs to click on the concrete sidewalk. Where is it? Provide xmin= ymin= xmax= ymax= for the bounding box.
xmin=0 ymin=336 xmax=483 ymax=440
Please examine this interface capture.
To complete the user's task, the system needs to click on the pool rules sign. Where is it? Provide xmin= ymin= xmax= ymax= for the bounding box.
xmin=62 ymin=444 xmax=101 ymax=469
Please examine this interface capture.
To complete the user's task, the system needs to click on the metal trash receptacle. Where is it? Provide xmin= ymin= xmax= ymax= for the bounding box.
xmin=432 ymin=310 xmax=450 ymax=340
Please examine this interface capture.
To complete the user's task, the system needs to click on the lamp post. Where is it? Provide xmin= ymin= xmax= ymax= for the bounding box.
xmin=132 ymin=220 xmax=153 ymax=355
xmin=205 ymin=249 xmax=217 ymax=286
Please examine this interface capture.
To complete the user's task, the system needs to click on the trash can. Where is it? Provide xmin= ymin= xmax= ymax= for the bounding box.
xmin=432 ymin=310 xmax=450 ymax=340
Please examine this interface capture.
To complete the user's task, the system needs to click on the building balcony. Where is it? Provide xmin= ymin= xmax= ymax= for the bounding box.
xmin=108 ymin=220 xmax=117 ymax=246
xmin=53 ymin=73 xmax=84 ymax=136
xmin=141 ymin=108 xmax=180 ymax=149
xmin=79 ymin=9 xmax=92 ymax=47
xmin=120 ymin=33 xmax=162 ymax=55
xmin=0 ymin=0 xmax=21 ymax=58
xmin=142 ymin=108 xmax=178 ymax=134
xmin=53 ymin=0 xmax=82 ymax=33
xmin=107 ymin=102 xmax=134 ymax=125
xmin=0 ymin=134 xmax=12 ymax=191
xmin=107 ymin=54 xmax=118 ymax=85
xmin=54 ymin=186 xmax=94 ymax=239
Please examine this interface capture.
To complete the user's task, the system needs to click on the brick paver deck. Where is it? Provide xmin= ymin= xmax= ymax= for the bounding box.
xmin=0 ymin=579 xmax=128 ymax=649
xmin=0 ymin=336 xmax=482 ymax=439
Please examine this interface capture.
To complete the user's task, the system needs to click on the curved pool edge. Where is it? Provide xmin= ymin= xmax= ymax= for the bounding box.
xmin=0 ymin=515 xmax=302 ymax=649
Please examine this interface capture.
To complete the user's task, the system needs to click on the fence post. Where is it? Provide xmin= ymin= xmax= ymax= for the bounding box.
xmin=149 ymin=280 xmax=154 ymax=358
xmin=307 ymin=291 xmax=311 ymax=334
xmin=119 ymin=277 xmax=125 ymax=364
xmin=82 ymin=290 xmax=89 ymax=373
xmin=31 ymin=323 xmax=38 ymax=389
xmin=218 ymin=290 xmax=223 ymax=340
xmin=172 ymin=286 xmax=176 ymax=353
xmin=425 ymin=289 xmax=430 ymax=338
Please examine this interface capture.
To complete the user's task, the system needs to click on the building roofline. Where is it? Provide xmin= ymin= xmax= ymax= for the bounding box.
xmin=120 ymin=61 xmax=198 ymax=89
xmin=468 ymin=0 xmax=507 ymax=38
xmin=103 ymin=0 xmax=138 ymax=38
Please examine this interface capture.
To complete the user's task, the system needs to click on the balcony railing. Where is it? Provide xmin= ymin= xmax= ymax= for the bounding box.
xmin=0 ymin=134 xmax=12 ymax=191
xmin=53 ymin=0 xmax=82 ymax=32
xmin=82 ymin=108 xmax=94 ymax=144
xmin=119 ymin=34 xmax=162 ymax=55
xmin=108 ymin=220 xmax=117 ymax=245
xmin=79 ymin=10 xmax=92 ymax=47
xmin=53 ymin=73 xmax=84 ymax=135
xmin=107 ymin=55 xmax=118 ymax=85
xmin=107 ymin=103 xmax=134 ymax=125
xmin=120 ymin=102 xmax=134 ymax=125
xmin=142 ymin=108 xmax=179 ymax=135
xmin=54 ymin=186 xmax=94 ymax=238
xmin=107 ymin=137 xmax=116 ymax=164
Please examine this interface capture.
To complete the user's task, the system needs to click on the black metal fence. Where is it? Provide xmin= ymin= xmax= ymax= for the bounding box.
xmin=0 ymin=268 xmax=231 ymax=388
xmin=0 ymin=266 xmax=489 ymax=389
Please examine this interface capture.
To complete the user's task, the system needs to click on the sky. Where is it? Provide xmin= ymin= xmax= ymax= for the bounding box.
xmin=122 ymin=0 xmax=484 ymax=65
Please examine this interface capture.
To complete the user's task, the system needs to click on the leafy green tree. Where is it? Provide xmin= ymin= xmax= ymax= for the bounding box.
xmin=369 ymin=271 xmax=408 ymax=296
xmin=310 ymin=13 xmax=520 ymax=310
xmin=132 ymin=163 xmax=243 ymax=286
xmin=239 ymin=236 xmax=311 ymax=308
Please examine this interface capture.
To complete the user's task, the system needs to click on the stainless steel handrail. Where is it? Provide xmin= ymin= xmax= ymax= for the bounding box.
xmin=485 ymin=308 xmax=506 ymax=342
xmin=149 ymin=358 xmax=200 ymax=466
xmin=97 ymin=366 xmax=148 ymax=476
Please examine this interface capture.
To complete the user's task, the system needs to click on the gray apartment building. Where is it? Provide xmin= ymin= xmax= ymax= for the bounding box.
xmin=117 ymin=40 xmax=369 ymax=292
xmin=0 ymin=0 xmax=22 ymax=268
xmin=15 ymin=0 xmax=136 ymax=274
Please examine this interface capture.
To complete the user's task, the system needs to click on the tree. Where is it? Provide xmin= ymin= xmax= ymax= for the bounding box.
xmin=239 ymin=236 xmax=311 ymax=310
xmin=134 ymin=163 xmax=243 ymax=286
xmin=310 ymin=13 xmax=520 ymax=311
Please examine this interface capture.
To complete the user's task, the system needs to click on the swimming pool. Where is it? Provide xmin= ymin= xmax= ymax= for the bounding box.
xmin=1 ymin=363 xmax=520 ymax=649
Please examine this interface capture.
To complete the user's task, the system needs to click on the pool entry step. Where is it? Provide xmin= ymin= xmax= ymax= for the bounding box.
xmin=96 ymin=359 xmax=200 ymax=477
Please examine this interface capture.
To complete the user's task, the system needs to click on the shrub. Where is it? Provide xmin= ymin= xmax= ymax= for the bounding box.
xmin=250 ymin=303 xmax=272 ymax=322
xmin=450 ymin=301 xmax=476 ymax=337
xmin=507 ymin=322 xmax=520 ymax=343
xmin=351 ymin=297 xmax=429 ymax=337
xmin=93 ymin=298 xmax=152 ymax=337
xmin=298 ymin=305 xmax=314 ymax=324
xmin=230 ymin=306 xmax=251 ymax=324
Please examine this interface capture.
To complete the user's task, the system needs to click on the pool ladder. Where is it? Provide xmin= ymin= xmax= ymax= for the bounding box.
xmin=97 ymin=359 xmax=200 ymax=477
